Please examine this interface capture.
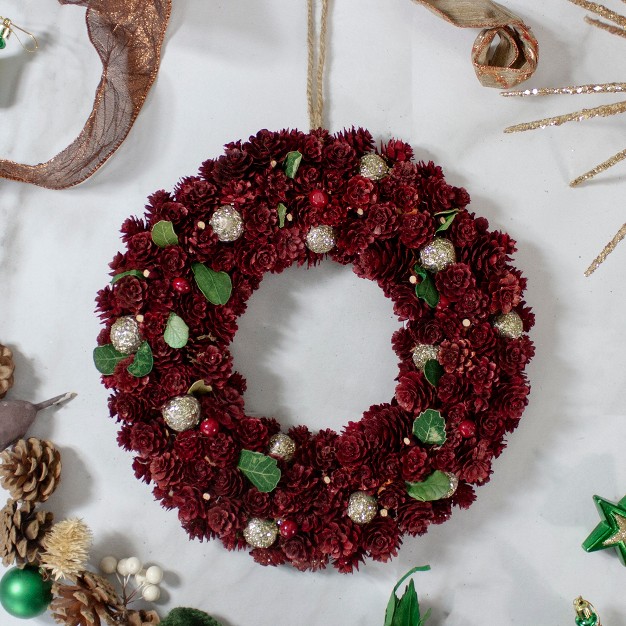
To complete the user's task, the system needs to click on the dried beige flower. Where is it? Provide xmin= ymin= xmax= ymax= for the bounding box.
xmin=40 ymin=518 xmax=93 ymax=581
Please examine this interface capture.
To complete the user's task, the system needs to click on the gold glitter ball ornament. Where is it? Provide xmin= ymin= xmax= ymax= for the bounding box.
xmin=209 ymin=205 xmax=244 ymax=242
xmin=268 ymin=433 xmax=296 ymax=461
xmin=347 ymin=491 xmax=377 ymax=525
xmin=305 ymin=225 xmax=336 ymax=253
xmin=443 ymin=472 xmax=459 ymax=499
xmin=359 ymin=154 xmax=389 ymax=181
xmin=493 ymin=311 xmax=524 ymax=339
xmin=162 ymin=395 xmax=201 ymax=432
xmin=243 ymin=518 xmax=278 ymax=548
xmin=110 ymin=316 xmax=143 ymax=355
xmin=419 ymin=238 xmax=456 ymax=272
xmin=412 ymin=344 xmax=440 ymax=371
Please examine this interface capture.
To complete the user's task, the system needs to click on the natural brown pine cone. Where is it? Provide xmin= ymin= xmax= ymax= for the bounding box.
xmin=126 ymin=610 xmax=161 ymax=626
xmin=50 ymin=572 xmax=123 ymax=626
xmin=0 ymin=499 xmax=54 ymax=567
xmin=0 ymin=438 xmax=62 ymax=503
xmin=0 ymin=343 xmax=15 ymax=399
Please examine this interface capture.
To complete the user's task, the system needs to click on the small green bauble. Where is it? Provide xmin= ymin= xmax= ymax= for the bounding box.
xmin=0 ymin=38 xmax=6 ymax=50
xmin=0 ymin=566 xmax=52 ymax=618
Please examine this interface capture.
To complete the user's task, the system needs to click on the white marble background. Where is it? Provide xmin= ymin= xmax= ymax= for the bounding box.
xmin=2 ymin=0 xmax=626 ymax=624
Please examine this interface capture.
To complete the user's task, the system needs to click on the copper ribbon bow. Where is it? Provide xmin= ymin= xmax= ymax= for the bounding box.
xmin=414 ymin=0 xmax=538 ymax=89
xmin=0 ymin=0 xmax=171 ymax=190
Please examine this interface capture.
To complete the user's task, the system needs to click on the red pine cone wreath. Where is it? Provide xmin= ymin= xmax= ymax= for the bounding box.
xmin=95 ymin=127 xmax=534 ymax=573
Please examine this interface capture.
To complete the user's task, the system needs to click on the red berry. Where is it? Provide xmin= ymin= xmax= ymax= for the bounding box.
xmin=172 ymin=277 xmax=191 ymax=294
xmin=458 ymin=420 xmax=476 ymax=438
xmin=278 ymin=519 xmax=298 ymax=538
xmin=308 ymin=189 xmax=328 ymax=209
xmin=200 ymin=418 xmax=220 ymax=436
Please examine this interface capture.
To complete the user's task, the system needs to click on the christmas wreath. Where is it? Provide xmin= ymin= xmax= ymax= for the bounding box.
xmin=94 ymin=127 xmax=534 ymax=573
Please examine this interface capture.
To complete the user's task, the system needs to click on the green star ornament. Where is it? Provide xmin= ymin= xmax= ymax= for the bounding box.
xmin=583 ymin=494 xmax=626 ymax=565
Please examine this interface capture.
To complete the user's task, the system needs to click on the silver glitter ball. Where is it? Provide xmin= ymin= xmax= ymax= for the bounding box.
xmin=419 ymin=238 xmax=456 ymax=272
xmin=209 ymin=205 xmax=244 ymax=242
xmin=162 ymin=395 xmax=201 ymax=432
xmin=110 ymin=316 xmax=143 ymax=355
xmin=412 ymin=344 xmax=440 ymax=371
xmin=493 ymin=311 xmax=524 ymax=339
xmin=243 ymin=518 xmax=278 ymax=548
xmin=443 ymin=472 xmax=459 ymax=499
xmin=268 ymin=433 xmax=296 ymax=461
xmin=359 ymin=154 xmax=389 ymax=181
xmin=305 ymin=225 xmax=336 ymax=254
xmin=347 ymin=491 xmax=378 ymax=525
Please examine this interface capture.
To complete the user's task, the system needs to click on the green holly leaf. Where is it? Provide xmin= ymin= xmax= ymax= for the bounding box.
xmin=110 ymin=269 xmax=145 ymax=284
xmin=424 ymin=360 xmax=444 ymax=387
xmin=414 ymin=266 xmax=439 ymax=308
xmin=406 ymin=471 xmax=453 ymax=502
xmin=435 ymin=209 xmax=459 ymax=233
xmin=412 ymin=409 xmax=447 ymax=445
xmin=191 ymin=263 xmax=232 ymax=305
xmin=187 ymin=379 xmax=213 ymax=395
xmin=127 ymin=341 xmax=153 ymax=377
xmin=161 ymin=608 xmax=223 ymax=626
xmin=151 ymin=220 xmax=179 ymax=247
xmin=384 ymin=566 xmax=431 ymax=626
xmin=284 ymin=151 xmax=303 ymax=178
xmin=164 ymin=312 xmax=189 ymax=349
xmin=237 ymin=450 xmax=281 ymax=493
xmin=277 ymin=202 xmax=288 ymax=228
xmin=93 ymin=344 xmax=125 ymax=375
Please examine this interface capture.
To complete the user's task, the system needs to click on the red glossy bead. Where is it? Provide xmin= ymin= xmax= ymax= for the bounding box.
xmin=458 ymin=420 xmax=476 ymax=438
xmin=172 ymin=277 xmax=191 ymax=294
xmin=200 ymin=418 xmax=220 ymax=436
xmin=308 ymin=189 xmax=329 ymax=209
xmin=278 ymin=519 xmax=298 ymax=538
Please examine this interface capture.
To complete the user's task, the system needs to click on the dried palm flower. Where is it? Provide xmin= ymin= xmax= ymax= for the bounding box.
xmin=40 ymin=518 xmax=93 ymax=581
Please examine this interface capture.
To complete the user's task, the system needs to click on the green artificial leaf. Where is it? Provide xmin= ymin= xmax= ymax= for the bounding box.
xmin=406 ymin=471 xmax=453 ymax=502
xmin=187 ymin=379 xmax=213 ymax=395
xmin=412 ymin=409 xmax=447 ymax=445
xmin=284 ymin=151 xmax=303 ymax=178
xmin=164 ymin=312 xmax=189 ymax=349
xmin=237 ymin=450 xmax=281 ymax=493
xmin=93 ymin=344 xmax=125 ymax=375
xmin=384 ymin=566 xmax=431 ymax=626
xmin=420 ymin=608 xmax=432 ymax=625
xmin=424 ymin=360 xmax=444 ymax=387
xmin=277 ymin=202 xmax=288 ymax=228
xmin=151 ymin=220 xmax=179 ymax=247
xmin=192 ymin=263 xmax=232 ymax=305
xmin=435 ymin=209 xmax=460 ymax=233
xmin=110 ymin=269 xmax=144 ymax=284
xmin=161 ymin=608 xmax=224 ymax=626
xmin=414 ymin=266 xmax=439 ymax=308
xmin=127 ymin=341 xmax=153 ymax=377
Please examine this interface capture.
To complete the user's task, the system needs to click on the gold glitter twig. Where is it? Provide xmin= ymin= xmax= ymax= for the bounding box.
xmin=571 ymin=147 xmax=626 ymax=185
xmin=586 ymin=15 xmax=626 ymax=35
xmin=585 ymin=221 xmax=626 ymax=275
xmin=504 ymin=100 xmax=626 ymax=133
xmin=569 ymin=0 xmax=626 ymax=28
xmin=502 ymin=82 xmax=626 ymax=97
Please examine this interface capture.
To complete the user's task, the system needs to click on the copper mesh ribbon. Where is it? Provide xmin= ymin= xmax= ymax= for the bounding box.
xmin=412 ymin=0 xmax=538 ymax=89
xmin=0 ymin=0 xmax=171 ymax=190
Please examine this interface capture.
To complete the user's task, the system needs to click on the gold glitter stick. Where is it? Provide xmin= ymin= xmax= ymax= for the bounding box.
xmin=504 ymin=100 xmax=626 ymax=133
xmin=586 ymin=15 xmax=626 ymax=36
xmin=502 ymin=82 xmax=626 ymax=97
xmin=571 ymin=147 xmax=626 ymax=186
xmin=585 ymin=222 xmax=626 ymax=275
xmin=569 ymin=0 xmax=626 ymax=28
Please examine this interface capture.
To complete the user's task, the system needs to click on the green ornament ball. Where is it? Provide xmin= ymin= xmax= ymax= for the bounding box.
xmin=0 ymin=566 xmax=52 ymax=619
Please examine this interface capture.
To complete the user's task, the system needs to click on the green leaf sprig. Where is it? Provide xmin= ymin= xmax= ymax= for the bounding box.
xmin=406 ymin=471 xmax=454 ymax=502
xmin=413 ymin=266 xmax=439 ymax=308
xmin=151 ymin=220 xmax=179 ymax=247
xmin=412 ymin=409 xmax=446 ymax=445
xmin=164 ymin=312 xmax=189 ymax=349
xmin=423 ymin=360 xmax=444 ymax=387
xmin=384 ymin=566 xmax=431 ymax=626
xmin=237 ymin=450 xmax=281 ymax=493
xmin=192 ymin=263 xmax=232 ymax=305
xmin=284 ymin=151 xmax=303 ymax=178
xmin=111 ymin=269 xmax=145 ymax=284
xmin=93 ymin=341 xmax=153 ymax=378
xmin=434 ymin=208 xmax=460 ymax=233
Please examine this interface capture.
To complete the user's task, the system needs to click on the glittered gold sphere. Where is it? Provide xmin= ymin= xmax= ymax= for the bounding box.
xmin=359 ymin=154 xmax=388 ymax=180
xmin=162 ymin=395 xmax=201 ymax=432
xmin=268 ymin=433 xmax=296 ymax=461
xmin=412 ymin=344 xmax=440 ymax=370
xmin=443 ymin=472 xmax=459 ymax=499
xmin=110 ymin=316 xmax=143 ymax=355
xmin=347 ymin=491 xmax=377 ymax=525
xmin=243 ymin=518 xmax=278 ymax=548
xmin=209 ymin=205 xmax=244 ymax=242
xmin=419 ymin=238 xmax=456 ymax=272
xmin=305 ymin=225 xmax=336 ymax=253
xmin=493 ymin=311 xmax=524 ymax=339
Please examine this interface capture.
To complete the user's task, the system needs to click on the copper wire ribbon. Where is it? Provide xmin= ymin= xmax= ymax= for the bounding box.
xmin=0 ymin=0 xmax=171 ymax=190
xmin=413 ymin=0 xmax=538 ymax=89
